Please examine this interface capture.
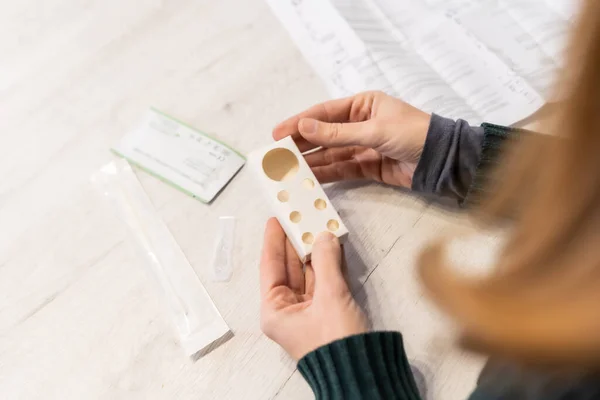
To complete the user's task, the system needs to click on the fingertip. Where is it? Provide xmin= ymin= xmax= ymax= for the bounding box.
xmin=260 ymin=219 xmax=288 ymax=296
xmin=266 ymin=217 xmax=282 ymax=232
xmin=298 ymin=118 xmax=318 ymax=136
xmin=263 ymin=218 xmax=284 ymax=244
xmin=261 ymin=218 xmax=286 ymax=270
xmin=314 ymin=231 xmax=338 ymax=245
xmin=273 ymin=115 xmax=300 ymax=140
xmin=272 ymin=124 xmax=286 ymax=140
xmin=312 ymin=231 xmax=341 ymax=263
xmin=272 ymin=127 xmax=284 ymax=141
xmin=311 ymin=231 xmax=345 ymax=294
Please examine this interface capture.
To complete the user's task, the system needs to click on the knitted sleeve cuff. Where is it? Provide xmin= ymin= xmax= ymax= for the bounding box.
xmin=412 ymin=114 xmax=485 ymax=204
xmin=463 ymin=123 xmax=522 ymax=207
xmin=297 ymin=332 xmax=422 ymax=400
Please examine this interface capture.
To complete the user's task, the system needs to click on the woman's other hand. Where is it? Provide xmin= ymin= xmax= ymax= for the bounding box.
xmin=273 ymin=91 xmax=430 ymax=188
xmin=259 ymin=218 xmax=367 ymax=360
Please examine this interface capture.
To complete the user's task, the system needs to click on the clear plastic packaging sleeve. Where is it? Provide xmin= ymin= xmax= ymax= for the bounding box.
xmin=91 ymin=159 xmax=230 ymax=357
xmin=211 ymin=216 xmax=235 ymax=282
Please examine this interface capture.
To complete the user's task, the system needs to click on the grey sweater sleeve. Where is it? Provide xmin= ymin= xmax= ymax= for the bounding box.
xmin=411 ymin=114 xmax=484 ymax=204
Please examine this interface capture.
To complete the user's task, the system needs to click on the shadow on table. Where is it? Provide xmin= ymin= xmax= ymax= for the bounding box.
xmin=410 ymin=362 xmax=433 ymax=400
xmin=324 ymin=178 xmax=464 ymax=212
xmin=323 ymin=180 xmax=446 ymax=400
xmin=190 ymin=331 xmax=235 ymax=362
xmin=337 ymin=219 xmax=381 ymax=332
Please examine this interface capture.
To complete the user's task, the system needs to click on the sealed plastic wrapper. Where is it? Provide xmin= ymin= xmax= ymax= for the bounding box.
xmin=211 ymin=216 xmax=236 ymax=282
xmin=91 ymin=159 xmax=230 ymax=357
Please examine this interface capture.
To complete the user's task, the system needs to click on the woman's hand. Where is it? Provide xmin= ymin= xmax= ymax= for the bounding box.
xmin=260 ymin=218 xmax=367 ymax=360
xmin=273 ymin=91 xmax=431 ymax=188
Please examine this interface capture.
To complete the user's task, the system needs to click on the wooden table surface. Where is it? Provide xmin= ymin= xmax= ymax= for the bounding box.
xmin=0 ymin=1 xmax=494 ymax=398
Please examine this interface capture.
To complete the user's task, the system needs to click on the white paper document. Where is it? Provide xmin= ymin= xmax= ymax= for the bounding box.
xmin=267 ymin=0 xmax=577 ymax=125
xmin=114 ymin=109 xmax=245 ymax=203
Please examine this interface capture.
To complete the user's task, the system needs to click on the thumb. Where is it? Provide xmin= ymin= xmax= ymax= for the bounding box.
xmin=298 ymin=118 xmax=377 ymax=148
xmin=311 ymin=232 xmax=348 ymax=296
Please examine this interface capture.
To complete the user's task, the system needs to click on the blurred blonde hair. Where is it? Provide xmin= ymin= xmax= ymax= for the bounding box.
xmin=418 ymin=0 xmax=600 ymax=367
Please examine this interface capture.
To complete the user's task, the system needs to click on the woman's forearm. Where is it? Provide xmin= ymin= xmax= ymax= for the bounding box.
xmin=411 ymin=115 xmax=519 ymax=206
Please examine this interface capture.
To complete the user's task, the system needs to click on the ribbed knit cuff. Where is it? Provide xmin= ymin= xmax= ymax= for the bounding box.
xmin=297 ymin=332 xmax=422 ymax=400
xmin=464 ymin=123 xmax=521 ymax=206
xmin=412 ymin=114 xmax=484 ymax=204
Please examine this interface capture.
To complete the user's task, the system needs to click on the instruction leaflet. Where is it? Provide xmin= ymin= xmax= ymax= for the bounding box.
xmin=113 ymin=108 xmax=245 ymax=203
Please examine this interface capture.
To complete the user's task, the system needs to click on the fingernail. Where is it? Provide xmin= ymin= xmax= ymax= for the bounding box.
xmin=299 ymin=118 xmax=318 ymax=134
xmin=315 ymin=231 xmax=336 ymax=244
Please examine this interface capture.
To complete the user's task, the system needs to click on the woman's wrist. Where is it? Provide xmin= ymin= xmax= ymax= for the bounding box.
xmin=411 ymin=114 xmax=485 ymax=203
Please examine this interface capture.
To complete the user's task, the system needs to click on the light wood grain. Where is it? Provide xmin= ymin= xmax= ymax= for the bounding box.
xmin=0 ymin=0 xmax=493 ymax=398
